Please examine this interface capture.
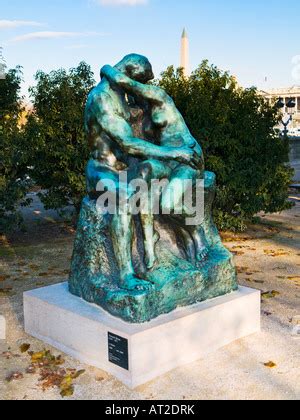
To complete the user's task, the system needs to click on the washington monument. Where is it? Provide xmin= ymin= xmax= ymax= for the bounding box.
xmin=180 ymin=28 xmax=189 ymax=77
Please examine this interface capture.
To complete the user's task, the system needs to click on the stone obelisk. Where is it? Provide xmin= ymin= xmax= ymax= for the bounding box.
xmin=180 ymin=28 xmax=189 ymax=77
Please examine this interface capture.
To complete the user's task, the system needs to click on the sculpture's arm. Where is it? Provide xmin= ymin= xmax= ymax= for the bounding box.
xmin=98 ymin=110 xmax=197 ymax=166
xmin=101 ymin=65 xmax=165 ymax=105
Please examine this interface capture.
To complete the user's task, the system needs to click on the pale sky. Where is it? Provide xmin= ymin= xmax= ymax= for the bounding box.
xmin=1 ymin=0 xmax=300 ymax=97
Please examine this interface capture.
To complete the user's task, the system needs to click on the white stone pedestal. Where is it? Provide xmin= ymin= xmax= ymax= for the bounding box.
xmin=24 ymin=283 xmax=261 ymax=389
xmin=0 ymin=316 xmax=6 ymax=340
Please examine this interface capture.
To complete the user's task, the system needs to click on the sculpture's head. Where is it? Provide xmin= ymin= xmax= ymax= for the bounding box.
xmin=115 ymin=54 xmax=154 ymax=83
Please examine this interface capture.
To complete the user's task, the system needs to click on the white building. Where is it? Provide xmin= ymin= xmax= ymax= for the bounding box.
xmin=261 ymin=86 xmax=300 ymax=133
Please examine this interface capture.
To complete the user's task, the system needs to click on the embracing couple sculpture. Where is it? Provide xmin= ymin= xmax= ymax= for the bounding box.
xmin=69 ymin=54 xmax=237 ymax=323
xmin=85 ymin=54 xmax=207 ymax=291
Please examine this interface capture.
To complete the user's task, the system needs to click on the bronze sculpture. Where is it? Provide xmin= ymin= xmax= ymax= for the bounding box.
xmin=69 ymin=54 xmax=237 ymax=323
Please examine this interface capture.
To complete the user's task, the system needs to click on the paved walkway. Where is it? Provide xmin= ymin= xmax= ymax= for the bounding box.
xmin=0 ymin=196 xmax=299 ymax=400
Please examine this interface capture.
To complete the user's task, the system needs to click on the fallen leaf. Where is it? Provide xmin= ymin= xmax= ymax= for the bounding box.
xmin=60 ymin=384 xmax=74 ymax=398
xmin=291 ymin=316 xmax=300 ymax=325
xmin=60 ymin=374 xmax=74 ymax=398
xmin=232 ymin=251 xmax=245 ymax=256
xmin=26 ymin=365 xmax=36 ymax=374
xmin=46 ymin=268 xmax=57 ymax=273
xmin=264 ymin=249 xmax=289 ymax=257
xmin=17 ymin=261 xmax=27 ymax=267
xmin=287 ymin=276 xmax=300 ymax=281
xmin=264 ymin=361 xmax=277 ymax=369
xmin=31 ymin=351 xmax=47 ymax=363
xmin=39 ymin=367 xmax=66 ymax=390
xmin=21 ymin=272 xmax=30 ymax=277
xmin=54 ymin=355 xmax=65 ymax=366
xmin=0 ymin=287 xmax=13 ymax=296
xmin=0 ymin=275 xmax=10 ymax=282
xmin=24 ymin=349 xmax=81 ymax=396
xmin=6 ymin=372 xmax=24 ymax=382
xmin=2 ymin=351 xmax=13 ymax=359
xmin=28 ymin=264 xmax=40 ymax=270
xmin=71 ymin=369 xmax=85 ymax=379
xmin=237 ymin=266 xmax=249 ymax=273
xmin=61 ymin=374 xmax=73 ymax=387
xmin=263 ymin=311 xmax=272 ymax=316
xmin=20 ymin=343 xmax=31 ymax=353
xmin=221 ymin=234 xmax=249 ymax=243
xmin=262 ymin=290 xmax=280 ymax=299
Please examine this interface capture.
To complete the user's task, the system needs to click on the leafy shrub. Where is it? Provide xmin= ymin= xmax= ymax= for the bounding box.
xmin=158 ymin=62 xmax=293 ymax=230
xmin=0 ymin=67 xmax=30 ymax=232
xmin=24 ymin=62 xmax=95 ymax=214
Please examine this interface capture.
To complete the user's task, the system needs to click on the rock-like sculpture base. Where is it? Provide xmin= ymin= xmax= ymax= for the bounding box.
xmin=69 ymin=172 xmax=237 ymax=323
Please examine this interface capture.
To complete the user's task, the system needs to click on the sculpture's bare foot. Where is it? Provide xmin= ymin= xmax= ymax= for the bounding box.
xmin=145 ymin=254 xmax=158 ymax=271
xmin=188 ymin=226 xmax=209 ymax=268
xmin=120 ymin=274 xmax=154 ymax=292
xmin=196 ymin=247 xmax=209 ymax=261
xmin=195 ymin=248 xmax=209 ymax=268
xmin=144 ymin=231 xmax=160 ymax=270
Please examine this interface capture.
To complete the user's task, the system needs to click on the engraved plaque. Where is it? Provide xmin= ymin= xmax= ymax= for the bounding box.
xmin=108 ymin=332 xmax=129 ymax=371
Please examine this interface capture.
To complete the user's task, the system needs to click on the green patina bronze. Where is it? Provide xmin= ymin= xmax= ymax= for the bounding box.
xmin=69 ymin=54 xmax=237 ymax=323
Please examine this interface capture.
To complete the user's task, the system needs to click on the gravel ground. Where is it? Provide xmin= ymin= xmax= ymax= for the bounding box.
xmin=0 ymin=193 xmax=299 ymax=400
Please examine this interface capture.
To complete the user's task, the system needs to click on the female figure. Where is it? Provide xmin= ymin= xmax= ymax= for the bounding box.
xmin=101 ymin=65 xmax=209 ymax=268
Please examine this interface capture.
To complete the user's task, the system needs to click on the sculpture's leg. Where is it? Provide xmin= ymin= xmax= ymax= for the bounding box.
xmin=140 ymin=213 xmax=160 ymax=270
xmin=139 ymin=160 xmax=170 ymax=270
xmin=110 ymin=211 xmax=153 ymax=291
xmin=161 ymin=164 xmax=209 ymax=265
xmin=86 ymin=161 xmax=152 ymax=292
xmin=186 ymin=225 xmax=209 ymax=266
xmin=176 ymin=224 xmax=196 ymax=263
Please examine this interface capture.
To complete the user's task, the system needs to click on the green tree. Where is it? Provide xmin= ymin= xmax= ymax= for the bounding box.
xmin=158 ymin=62 xmax=293 ymax=231
xmin=0 ymin=66 xmax=29 ymax=232
xmin=25 ymin=62 xmax=95 ymax=214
